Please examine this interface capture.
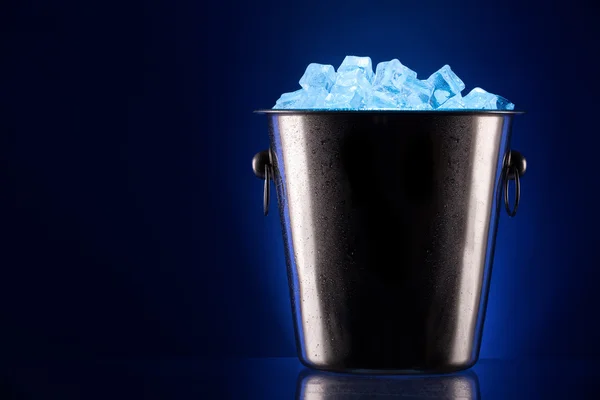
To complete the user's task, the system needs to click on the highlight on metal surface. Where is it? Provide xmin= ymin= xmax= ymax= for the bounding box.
xmin=263 ymin=164 xmax=270 ymax=216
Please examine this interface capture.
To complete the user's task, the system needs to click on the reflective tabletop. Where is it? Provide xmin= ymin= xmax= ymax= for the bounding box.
xmin=1 ymin=358 xmax=599 ymax=399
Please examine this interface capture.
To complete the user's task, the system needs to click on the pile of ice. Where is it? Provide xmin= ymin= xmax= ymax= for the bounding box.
xmin=273 ymin=56 xmax=514 ymax=111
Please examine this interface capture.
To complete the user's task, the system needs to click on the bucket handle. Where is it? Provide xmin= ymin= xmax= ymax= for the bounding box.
xmin=252 ymin=148 xmax=527 ymax=218
xmin=502 ymin=150 xmax=527 ymax=217
xmin=252 ymin=149 xmax=272 ymax=216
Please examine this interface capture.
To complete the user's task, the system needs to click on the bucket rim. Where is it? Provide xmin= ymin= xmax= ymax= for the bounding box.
xmin=254 ymin=109 xmax=525 ymax=115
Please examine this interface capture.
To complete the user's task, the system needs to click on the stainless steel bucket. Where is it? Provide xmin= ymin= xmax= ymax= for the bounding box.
xmin=252 ymin=110 xmax=526 ymax=374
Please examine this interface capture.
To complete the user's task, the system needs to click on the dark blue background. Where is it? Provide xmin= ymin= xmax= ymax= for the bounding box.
xmin=1 ymin=0 xmax=599 ymax=373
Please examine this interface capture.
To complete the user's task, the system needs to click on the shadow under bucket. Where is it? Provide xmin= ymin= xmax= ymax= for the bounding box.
xmin=252 ymin=110 xmax=526 ymax=374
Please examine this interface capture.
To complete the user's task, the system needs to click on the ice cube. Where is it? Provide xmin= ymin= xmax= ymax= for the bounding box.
xmin=273 ymin=88 xmax=328 ymax=109
xmin=299 ymin=63 xmax=336 ymax=91
xmin=426 ymin=65 xmax=466 ymax=109
xmin=437 ymin=93 xmax=466 ymax=109
xmin=327 ymin=56 xmax=375 ymax=109
xmin=273 ymin=89 xmax=306 ymax=109
xmin=307 ymin=88 xmax=330 ymax=108
xmin=337 ymin=56 xmax=375 ymax=83
xmin=398 ymin=76 xmax=434 ymax=109
xmin=324 ymin=86 xmax=363 ymax=109
xmin=367 ymin=89 xmax=399 ymax=109
xmin=372 ymin=59 xmax=417 ymax=90
xmin=367 ymin=60 xmax=419 ymax=109
xmin=462 ymin=87 xmax=515 ymax=110
xmin=333 ymin=68 xmax=372 ymax=94
xmin=409 ymin=101 xmax=434 ymax=110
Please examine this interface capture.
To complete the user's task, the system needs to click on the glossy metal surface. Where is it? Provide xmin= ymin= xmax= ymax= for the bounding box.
xmin=297 ymin=369 xmax=480 ymax=399
xmin=255 ymin=110 xmax=524 ymax=373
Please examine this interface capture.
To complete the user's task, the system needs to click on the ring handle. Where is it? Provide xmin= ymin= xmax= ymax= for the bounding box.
xmin=252 ymin=149 xmax=272 ymax=216
xmin=503 ymin=150 xmax=526 ymax=217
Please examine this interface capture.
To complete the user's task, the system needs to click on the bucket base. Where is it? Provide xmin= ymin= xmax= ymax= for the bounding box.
xmin=296 ymin=367 xmax=481 ymax=399
xmin=298 ymin=356 xmax=478 ymax=375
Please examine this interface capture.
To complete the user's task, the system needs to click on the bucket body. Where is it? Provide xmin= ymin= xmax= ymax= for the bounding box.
xmin=256 ymin=110 xmax=523 ymax=374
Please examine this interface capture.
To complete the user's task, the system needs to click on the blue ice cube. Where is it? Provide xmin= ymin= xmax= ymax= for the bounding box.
xmin=437 ymin=93 xmax=465 ymax=109
xmin=367 ymin=89 xmax=399 ymax=109
xmin=304 ymin=88 xmax=329 ymax=108
xmin=337 ymin=56 xmax=375 ymax=83
xmin=398 ymin=76 xmax=434 ymax=109
xmin=273 ymin=88 xmax=329 ymax=109
xmin=407 ymin=100 xmax=434 ymax=110
xmin=324 ymin=85 xmax=363 ymax=109
xmin=273 ymin=89 xmax=306 ymax=109
xmin=372 ymin=59 xmax=417 ymax=90
xmin=333 ymin=69 xmax=372 ymax=95
xmin=426 ymin=65 xmax=465 ymax=109
xmin=327 ymin=56 xmax=374 ymax=109
xmin=462 ymin=87 xmax=515 ymax=110
xmin=363 ymin=73 xmax=433 ymax=110
xmin=367 ymin=59 xmax=419 ymax=109
xmin=299 ymin=63 xmax=336 ymax=91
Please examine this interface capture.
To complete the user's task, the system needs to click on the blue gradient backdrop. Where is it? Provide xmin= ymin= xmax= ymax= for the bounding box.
xmin=1 ymin=0 xmax=599 ymax=364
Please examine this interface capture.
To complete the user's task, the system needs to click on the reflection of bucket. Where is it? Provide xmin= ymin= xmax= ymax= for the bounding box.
xmin=296 ymin=368 xmax=480 ymax=399
xmin=252 ymin=110 xmax=526 ymax=374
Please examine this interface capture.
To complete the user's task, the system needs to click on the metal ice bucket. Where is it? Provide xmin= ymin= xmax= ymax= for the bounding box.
xmin=252 ymin=110 xmax=526 ymax=374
